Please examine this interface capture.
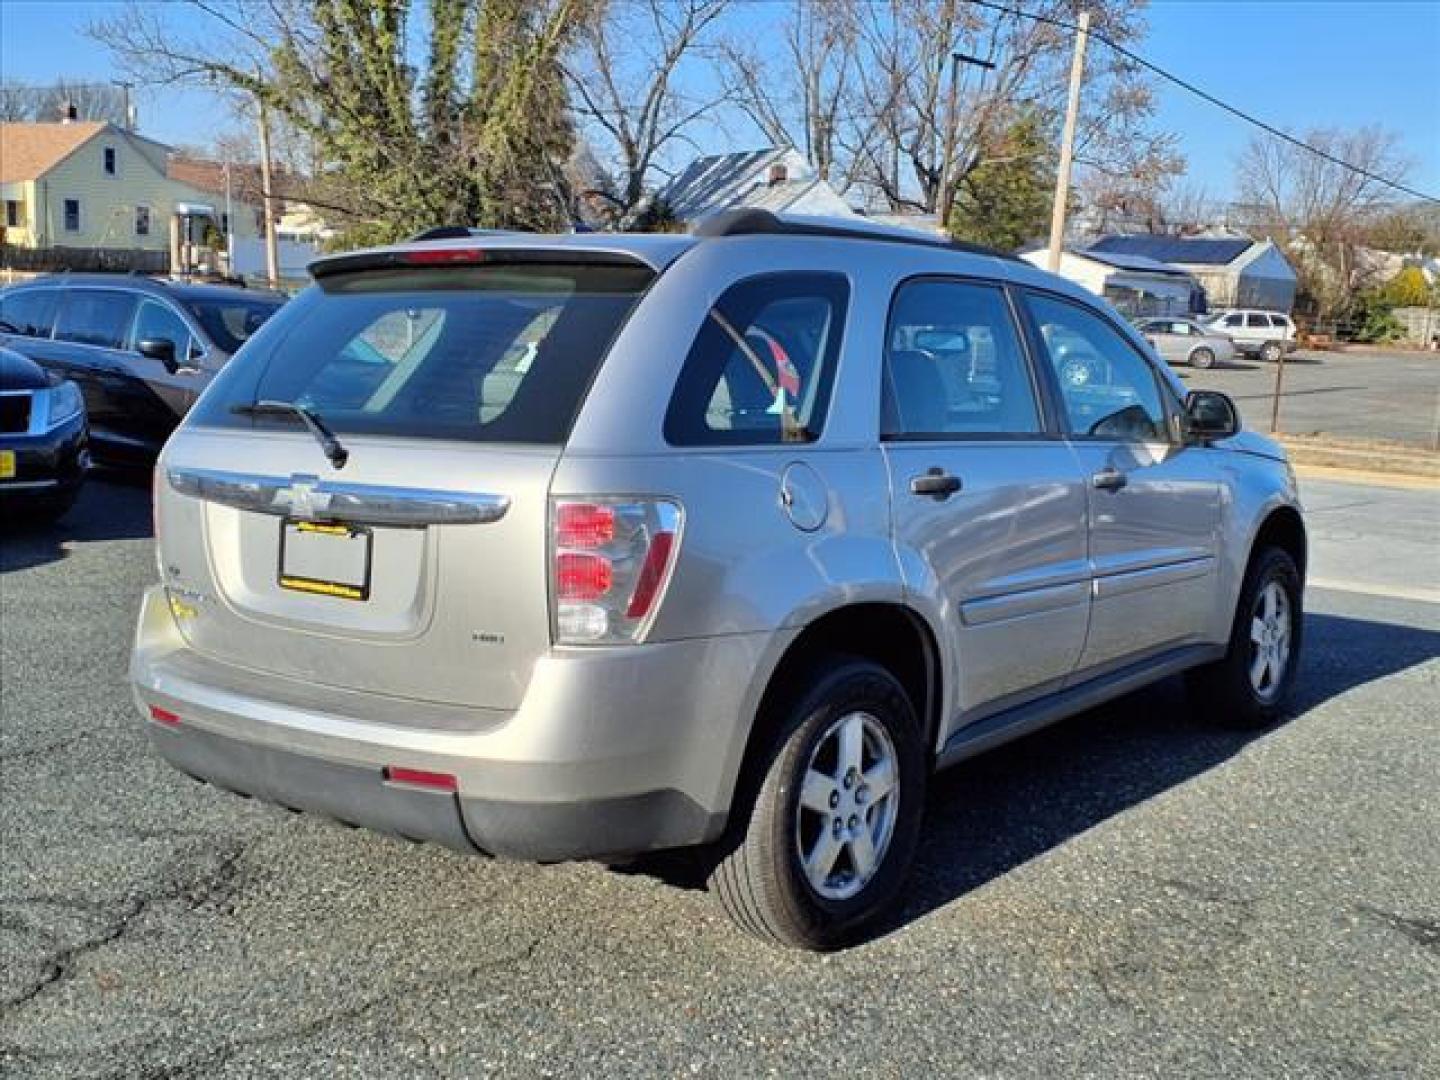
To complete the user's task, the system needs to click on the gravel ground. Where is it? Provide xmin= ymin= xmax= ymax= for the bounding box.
xmin=1180 ymin=348 xmax=1440 ymax=449
xmin=1 ymin=477 xmax=1437 ymax=1079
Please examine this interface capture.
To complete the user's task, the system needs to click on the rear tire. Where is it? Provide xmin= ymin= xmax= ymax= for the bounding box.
xmin=1188 ymin=547 xmax=1302 ymax=729
xmin=1190 ymin=346 xmax=1216 ymax=369
xmin=709 ymin=657 xmax=926 ymax=950
xmin=1260 ymin=341 xmax=1283 ymax=363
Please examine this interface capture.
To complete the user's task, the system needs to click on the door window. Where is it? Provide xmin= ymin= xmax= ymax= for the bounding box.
xmin=1222 ymin=313 xmax=1244 ymax=328
xmin=0 ymin=289 xmax=58 ymax=337
xmin=1025 ymin=292 xmax=1170 ymax=442
xmin=53 ymin=290 xmax=138 ymax=349
xmin=131 ymin=299 xmax=194 ymax=359
xmin=883 ymin=279 xmax=1041 ymax=437
xmin=665 ymin=273 xmax=848 ymax=445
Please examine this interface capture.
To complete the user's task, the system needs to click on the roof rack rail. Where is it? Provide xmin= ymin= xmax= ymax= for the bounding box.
xmin=408 ymin=225 xmax=483 ymax=242
xmin=690 ymin=208 xmax=1020 ymax=262
xmin=407 ymin=225 xmax=530 ymax=242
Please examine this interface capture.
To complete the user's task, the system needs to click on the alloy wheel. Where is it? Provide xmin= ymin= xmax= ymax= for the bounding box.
xmin=794 ymin=711 xmax=900 ymax=901
xmin=1249 ymin=580 xmax=1292 ymax=703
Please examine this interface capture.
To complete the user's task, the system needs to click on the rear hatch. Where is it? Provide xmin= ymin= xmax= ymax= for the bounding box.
xmin=157 ymin=250 xmax=655 ymax=713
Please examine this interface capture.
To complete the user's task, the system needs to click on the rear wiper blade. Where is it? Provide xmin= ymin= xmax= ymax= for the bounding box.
xmin=231 ymin=400 xmax=349 ymax=469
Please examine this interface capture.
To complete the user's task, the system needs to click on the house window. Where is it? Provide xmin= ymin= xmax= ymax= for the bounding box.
xmin=135 ymin=205 xmax=151 ymax=236
xmin=4 ymin=200 xmax=19 ymax=228
xmin=220 ymin=212 xmax=230 ymax=235
xmin=254 ymin=209 xmax=264 ymax=234
xmin=63 ymin=199 xmax=81 ymax=232
xmin=104 ymin=147 xmax=116 ymax=175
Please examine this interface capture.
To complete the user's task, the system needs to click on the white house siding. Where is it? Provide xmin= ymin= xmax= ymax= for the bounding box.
xmin=18 ymin=129 xmax=262 ymax=253
xmin=1020 ymin=251 xmax=1192 ymax=315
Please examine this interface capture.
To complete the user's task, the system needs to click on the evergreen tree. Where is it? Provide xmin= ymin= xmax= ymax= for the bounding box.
xmin=948 ymin=113 xmax=1053 ymax=253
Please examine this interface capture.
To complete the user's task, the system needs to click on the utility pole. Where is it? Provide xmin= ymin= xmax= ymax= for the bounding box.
xmin=1046 ymin=10 xmax=1090 ymax=272
xmin=255 ymin=95 xmax=281 ymax=289
xmin=223 ymin=159 xmax=235 ymax=277
xmin=936 ymin=50 xmax=996 ymax=231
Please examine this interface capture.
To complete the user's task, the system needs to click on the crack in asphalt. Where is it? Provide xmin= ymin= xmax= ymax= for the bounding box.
xmin=0 ymin=933 xmax=546 ymax=1079
xmin=0 ymin=732 xmax=97 ymax=764
xmin=0 ymin=839 xmax=254 ymax=1013
xmin=1355 ymin=904 xmax=1440 ymax=955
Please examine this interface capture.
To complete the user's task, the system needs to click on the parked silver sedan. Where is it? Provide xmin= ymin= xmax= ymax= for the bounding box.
xmin=1138 ymin=317 xmax=1237 ymax=369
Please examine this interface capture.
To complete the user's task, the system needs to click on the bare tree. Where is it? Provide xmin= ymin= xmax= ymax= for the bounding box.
xmin=718 ymin=0 xmax=862 ymax=189
xmin=842 ymin=0 xmax=1179 ymax=226
xmin=563 ymin=0 xmax=730 ymax=222
xmin=0 ymin=79 xmax=129 ymax=124
xmin=1236 ymin=126 xmax=1412 ymax=317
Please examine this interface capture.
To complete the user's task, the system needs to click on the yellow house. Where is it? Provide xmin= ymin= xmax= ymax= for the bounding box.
xmin=0 ymin=121 xmax=265 ymax=260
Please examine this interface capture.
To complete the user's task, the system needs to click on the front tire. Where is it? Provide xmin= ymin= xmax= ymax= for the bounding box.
xmin=709 ymin=658 xmax=926 ymax=950
xmin=1188 ymin=547 xmax=1302 ymax=728
xmin=1190 ymin=346 xmax=1216 ymax=369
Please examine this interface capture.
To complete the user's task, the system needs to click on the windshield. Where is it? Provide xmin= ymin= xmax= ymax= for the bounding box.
xmin=185 ymin=295 xmax=285 ymax=354
xmin=193 ymin=260 xmax=654 ymax=445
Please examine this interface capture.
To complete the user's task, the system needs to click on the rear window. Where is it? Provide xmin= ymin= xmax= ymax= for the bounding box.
xmin=184 ymin=295 xmax=284 ymax=354
xmin=664 ymin=273 xmax=849 ymax=446
xmin=194 ymin=260 xmax=654 ymax=445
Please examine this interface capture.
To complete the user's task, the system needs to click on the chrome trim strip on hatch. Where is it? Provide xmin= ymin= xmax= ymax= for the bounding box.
xmin=167 ymin=466 xmax=511 ymax=526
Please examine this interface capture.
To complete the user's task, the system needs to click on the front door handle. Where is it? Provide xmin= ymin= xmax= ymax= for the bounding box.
xmin=1092 ymin=467 xmax=1128 ymax=492
xmin=910 ymin=468 xmax=962 ymax=500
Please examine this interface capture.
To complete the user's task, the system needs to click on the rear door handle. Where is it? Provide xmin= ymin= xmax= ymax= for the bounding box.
xmin=910 ymin=468 xmax=962 ymax=500
xmin=1092 ymin=467 xmax=1128 ymax=492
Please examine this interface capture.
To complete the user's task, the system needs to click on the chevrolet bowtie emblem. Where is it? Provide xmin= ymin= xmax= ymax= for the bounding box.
xmin=281 ymin=475 xmax=329 ymax=519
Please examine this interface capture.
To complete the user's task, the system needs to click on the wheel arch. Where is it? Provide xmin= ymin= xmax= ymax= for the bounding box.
xmin=1250 ymin=504 xmax=1307 ymax=583
xmin=722 ymin=601 xmax=944 ymax=830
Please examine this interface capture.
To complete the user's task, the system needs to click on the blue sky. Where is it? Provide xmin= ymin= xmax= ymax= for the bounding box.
xmin=3 ymin=0 xmax=1438 ymax=201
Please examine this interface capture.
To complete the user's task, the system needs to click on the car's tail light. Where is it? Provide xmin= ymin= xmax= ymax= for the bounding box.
xmin=550 ymin=497 xmax=683 ymax=644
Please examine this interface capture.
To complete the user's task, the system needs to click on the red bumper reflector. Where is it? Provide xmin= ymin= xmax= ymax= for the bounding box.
xmin=382 ymin=766 xmax=459 ymax=792
xmin=149 ymin=705 xmax=181 ymax=727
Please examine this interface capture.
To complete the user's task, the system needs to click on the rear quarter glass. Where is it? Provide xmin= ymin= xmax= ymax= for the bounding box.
xmin=189 ymin=261 xmax=655 ymax=445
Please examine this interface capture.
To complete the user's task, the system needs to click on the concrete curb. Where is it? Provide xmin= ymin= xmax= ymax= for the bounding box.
xmin=1278 ymin=436 xmax=1440 ymax=482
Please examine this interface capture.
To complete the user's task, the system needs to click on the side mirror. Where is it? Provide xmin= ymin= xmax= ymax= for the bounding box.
xmin=136 ymin=337 xmax=178 ymax=373
xmin=1185 ymin=389 xmax=1240 ymax=441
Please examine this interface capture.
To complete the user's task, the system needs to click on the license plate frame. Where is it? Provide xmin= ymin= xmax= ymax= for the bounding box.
xmin=278 ymin=519 xmax=373 ymax=601
xmin=0 ymin=450 xmax=14 ymax=481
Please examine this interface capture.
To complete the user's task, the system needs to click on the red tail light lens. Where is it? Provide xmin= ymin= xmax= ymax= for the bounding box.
xmin=551 ymin=498 xmax=683 ymax=644
xmin=556 ymin=552 xmax=614 ymax=600
xmin=626 ymin=531 xmax=676 ymax=618
xmin=556 ymin=503 xmax=615 ymax=548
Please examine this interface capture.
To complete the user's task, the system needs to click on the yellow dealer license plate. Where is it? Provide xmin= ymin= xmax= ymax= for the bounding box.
xmin=278 ymin=519 xmax=372 ymax=600
xmin=0 ymin=450 xmax=15 ymax=480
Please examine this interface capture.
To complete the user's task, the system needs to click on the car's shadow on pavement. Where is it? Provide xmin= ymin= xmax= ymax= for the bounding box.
xmin=628 ymin=609 xmax=1440 ymax=944
xmin=0 ymin=471 xmax=154 ymax=573
xmin=883 ymin=608 xmax=1440 ymax=940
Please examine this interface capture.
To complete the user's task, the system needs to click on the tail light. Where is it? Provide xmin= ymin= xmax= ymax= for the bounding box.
xmin=550 ymin=497 xmax=683 ymax=644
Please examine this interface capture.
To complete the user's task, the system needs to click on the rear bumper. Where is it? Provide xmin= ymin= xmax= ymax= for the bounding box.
xmin=131 ymin=585 xmax=782 ymax=860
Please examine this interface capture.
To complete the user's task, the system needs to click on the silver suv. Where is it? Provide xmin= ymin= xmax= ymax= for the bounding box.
xmin=1204 ymin=309 xmax=1298 ymax=362
xmin=131 ymin=212 xmax=1306 ymax=949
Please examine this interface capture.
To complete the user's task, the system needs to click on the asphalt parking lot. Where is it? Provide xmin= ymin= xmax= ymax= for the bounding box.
xmin=2 ymin=475 xmax=1437 ymax=1078
xmin=1180 ymin=347 xmax=1440 ymax=448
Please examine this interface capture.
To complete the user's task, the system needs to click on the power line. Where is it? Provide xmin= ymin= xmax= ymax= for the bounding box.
xmin=966 ymin=0 xmax=1440 ymax=206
